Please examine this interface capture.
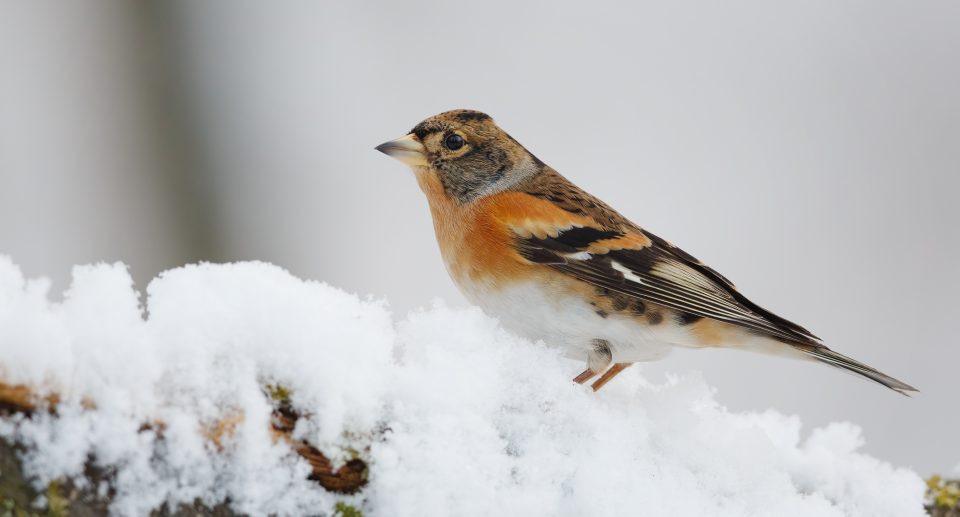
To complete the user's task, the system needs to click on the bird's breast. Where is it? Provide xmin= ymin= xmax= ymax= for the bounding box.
xmin=414 ymin=169 xmax=544 ymax=293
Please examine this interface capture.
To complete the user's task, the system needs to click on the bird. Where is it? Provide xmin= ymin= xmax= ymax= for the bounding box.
xmin=375 ymin=109 xmax=916 ymax=395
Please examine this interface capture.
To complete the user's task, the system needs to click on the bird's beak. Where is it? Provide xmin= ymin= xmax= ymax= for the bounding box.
xmin=375 ymin=133 xmax=428 ymax=166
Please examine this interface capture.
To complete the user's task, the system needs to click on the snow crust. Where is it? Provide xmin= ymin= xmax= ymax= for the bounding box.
xmin=0 ymin=256 xmax=925 ymax=516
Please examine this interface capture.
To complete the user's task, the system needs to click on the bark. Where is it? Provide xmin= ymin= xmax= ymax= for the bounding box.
xmin=0 ymin=382 xmax=366 ymax=516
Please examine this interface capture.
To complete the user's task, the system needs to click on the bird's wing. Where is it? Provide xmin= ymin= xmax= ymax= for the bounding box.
xmin=497 ymin=194 xmax=821 ymax=346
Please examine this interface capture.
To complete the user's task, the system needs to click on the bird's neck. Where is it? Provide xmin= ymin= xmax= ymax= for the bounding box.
xmin=414 ymin=167 xmax=473 ymax=242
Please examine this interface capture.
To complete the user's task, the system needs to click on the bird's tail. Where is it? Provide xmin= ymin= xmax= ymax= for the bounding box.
xmin=797 ymin=345 xmax=918 ymax=396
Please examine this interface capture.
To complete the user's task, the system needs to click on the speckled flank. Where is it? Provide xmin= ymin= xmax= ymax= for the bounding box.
xmin=610 ymin=295 xmax=630 ymax=312
xmin=646 ymin=311 xmax=663 ymax=325
xmin=631 ymin=300 xmax=646 ymax=316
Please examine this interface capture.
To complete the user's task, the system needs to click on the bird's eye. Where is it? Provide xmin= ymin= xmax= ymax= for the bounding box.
xmin=444 ymin=133 xmax=465 ymax=151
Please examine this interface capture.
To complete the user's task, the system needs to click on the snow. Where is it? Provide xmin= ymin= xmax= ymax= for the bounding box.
xmin=0 ymin=256 xmax=925 ymax=516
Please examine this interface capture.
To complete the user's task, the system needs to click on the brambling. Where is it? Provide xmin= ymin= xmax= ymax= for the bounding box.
xmin=375 ymin=109 xmax=916 ymax=394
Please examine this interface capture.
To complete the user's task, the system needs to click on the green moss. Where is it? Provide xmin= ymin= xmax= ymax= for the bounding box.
xmin=263 ymin=383 xmax=292 ymax=403
xmin=928 ymin=475 xmax=960 ymax=509
xmin=0 ymin=495 xmax=43 ymax=517
xmin=0 ymin=496 xmax=37 ymax=517
xmin=0 ymin=482 xmax=69 ymax=517
xmin=333 ymin=502 xmax=363 ymax=517
xmin=0 ymin=443 xmax=32 ymax=514
xmin=43 ymin=482 xmax=67 ymax=517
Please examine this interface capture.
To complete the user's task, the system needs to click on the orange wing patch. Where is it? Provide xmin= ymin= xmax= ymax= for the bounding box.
xmin=585 ymin=233 xmax=652 ymax=254
xmin=459 ymin=192 xmax=600 ymax=283
xmin=480 ymin=192 xmax=651 ymax=253
xmin=482 ymin=192 xmax=595 ymax=239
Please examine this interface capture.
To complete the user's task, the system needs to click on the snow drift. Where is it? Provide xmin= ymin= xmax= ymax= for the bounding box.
xmin=0 ymin=256 xmax=925 ymax=516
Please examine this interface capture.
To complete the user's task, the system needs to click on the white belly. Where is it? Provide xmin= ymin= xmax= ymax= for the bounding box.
xmin=461 ymin=281 xmax=676 ymax=364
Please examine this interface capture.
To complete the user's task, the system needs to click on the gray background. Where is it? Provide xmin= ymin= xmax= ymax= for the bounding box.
xmin=1 ymin=1 xmax=957 ymax=475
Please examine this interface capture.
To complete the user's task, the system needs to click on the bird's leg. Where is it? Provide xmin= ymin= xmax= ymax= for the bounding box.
xmin=590 ymin=362 xmax=632 ymax=392
xmin=572 ymin=369 xmax=597 ymax=384
xmin=573 ymin=339 xmax=612 ymax=385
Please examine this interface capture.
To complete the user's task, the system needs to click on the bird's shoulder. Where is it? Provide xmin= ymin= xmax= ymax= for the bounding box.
xmin=511 ymin=167 xmax=639 ymax=232
xmin=500 ymin=167 xmax=739 ymax=287
xmin=468 ymin=168 xmax=654 ymax=263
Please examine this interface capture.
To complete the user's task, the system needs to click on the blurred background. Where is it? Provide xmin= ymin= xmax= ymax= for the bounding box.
xmin=1 ymin=1 xmax=957 ymax=475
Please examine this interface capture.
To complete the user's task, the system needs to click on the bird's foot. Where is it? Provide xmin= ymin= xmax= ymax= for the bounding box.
xmin=572 ymin=368 xmax=598 ymax=384
xmin=590 ymin=362 xmax=632 ymax=391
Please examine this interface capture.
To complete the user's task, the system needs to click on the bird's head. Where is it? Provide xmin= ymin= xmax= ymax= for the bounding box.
xmin=376 ymin=109 xmax=544 ymax=203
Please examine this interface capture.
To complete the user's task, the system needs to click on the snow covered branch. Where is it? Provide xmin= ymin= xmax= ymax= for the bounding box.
xmin=0 ymin=257 xmax=927 ymax=516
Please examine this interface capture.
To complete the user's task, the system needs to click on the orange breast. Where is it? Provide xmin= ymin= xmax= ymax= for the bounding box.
xmin=414 ymin=171 xmax=587 ymax=293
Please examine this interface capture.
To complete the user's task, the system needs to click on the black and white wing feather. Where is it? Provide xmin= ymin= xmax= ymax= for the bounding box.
xmin=516 ymin=225 xmax=821 ymax=346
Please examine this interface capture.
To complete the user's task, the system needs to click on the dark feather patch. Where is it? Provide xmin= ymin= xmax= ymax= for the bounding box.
xmin=553 ymin=227 xmax=623 ymax=248
xmin=518 ymin=246 xmax=566 ymax=265
xmin=455 ymin=110 xmax=491 ymax=122
xmin=522 ymin=227 xmax=622 ymax=255
xmin=610 ymin=295 xmax=630 ymax=312
xmin=607 ymin=248 xmax=658 ymax=275
xmin=647 ymin=311 xmax=663 ymax=325
xmin=410 ymin=121 xmax=436 ymax=140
